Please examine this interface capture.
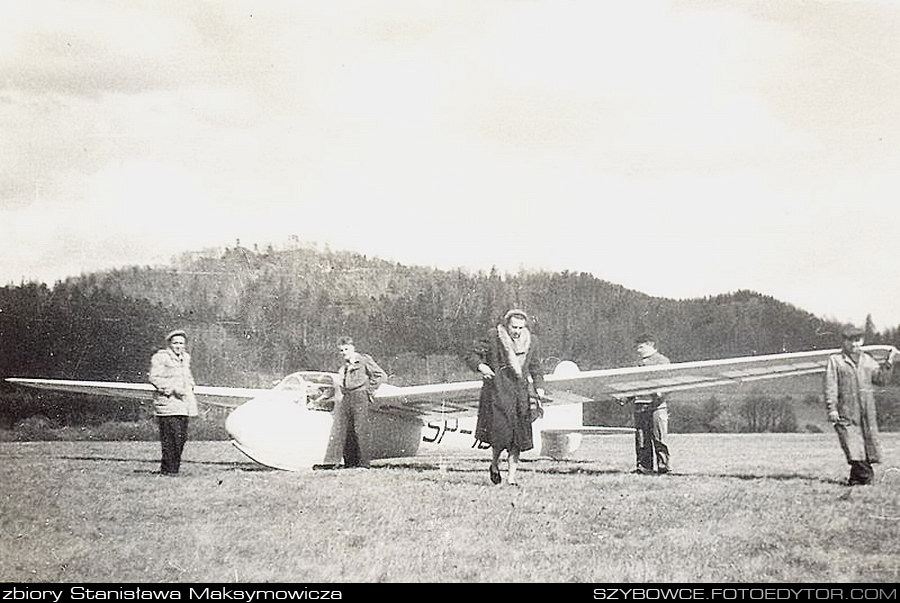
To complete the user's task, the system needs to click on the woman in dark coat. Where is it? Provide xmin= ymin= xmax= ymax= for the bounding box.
xmin=465 ymin=309 xmax=544 ymax=486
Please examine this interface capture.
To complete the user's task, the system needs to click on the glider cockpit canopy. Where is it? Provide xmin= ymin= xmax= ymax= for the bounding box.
xmin=273 ymin=371 xmax=340 ymax=412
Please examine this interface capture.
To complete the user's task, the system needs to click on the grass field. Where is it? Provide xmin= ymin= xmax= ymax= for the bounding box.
xmin=1 ymin=433 xmax=898 ymax=583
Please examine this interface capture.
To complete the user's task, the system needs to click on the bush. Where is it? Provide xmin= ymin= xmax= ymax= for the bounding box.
xmin=12 ymin=415 xmax=62 ymax=440
xmin=875 ymin=392 xmax=900 ymax=431
xmin=91 ymin=420 xmax=158 ymax=441
xmin=1 ymin=413 xmax=229 ymax=441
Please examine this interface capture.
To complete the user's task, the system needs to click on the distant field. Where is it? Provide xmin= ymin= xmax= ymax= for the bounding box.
xmin=1 ymin=433 xmax=898 ymax=583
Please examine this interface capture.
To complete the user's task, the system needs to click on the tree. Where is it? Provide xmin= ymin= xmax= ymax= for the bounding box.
xmin=738 ymin=392 xmax=798 ymax=433
xmin=865 ymin=314 xmax=877 ymax=342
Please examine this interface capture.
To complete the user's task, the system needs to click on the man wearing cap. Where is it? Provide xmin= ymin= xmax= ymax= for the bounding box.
xmin=317 ymin=336 xmax=386 ymax=469
xmin=824 ymin=325 xmax=896 ymax=485
xmin=148 ymin=329 xmax=198 ymax=475
xmin=628 ymin=334 xmax=672 ymax=475
xmin=465 ymin=309 xmax=545 ymax=486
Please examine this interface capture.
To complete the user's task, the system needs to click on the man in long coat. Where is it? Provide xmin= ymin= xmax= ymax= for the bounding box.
xmin=465 ymin=309 xmax=545 ymax=486
xmin=824 ymin=325 xmax=896 ymax=485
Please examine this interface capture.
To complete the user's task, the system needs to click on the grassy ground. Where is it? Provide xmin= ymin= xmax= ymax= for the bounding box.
xmin=1 ymin=433 xmax=898 ymax=583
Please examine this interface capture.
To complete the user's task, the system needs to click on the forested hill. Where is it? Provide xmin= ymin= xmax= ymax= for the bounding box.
xmin=1 ymin=242 xmax=893 ymax=388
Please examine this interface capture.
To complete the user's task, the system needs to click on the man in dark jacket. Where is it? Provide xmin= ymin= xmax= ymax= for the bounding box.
xmin=629 ymin=333 xmax=671 ymax=474
xmin=465 ymin=309 xmax=545 ymax=486
xmin=148 ymin=329 xmax=198 ymax=475
xmin=319 ymin=336 xmax=386 ymax=469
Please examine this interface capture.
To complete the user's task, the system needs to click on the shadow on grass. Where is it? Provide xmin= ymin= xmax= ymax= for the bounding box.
xmin=376 ymin=458 xmax=849 ymax=484
xmin=375 ymin=458 xmax=628 ymax=477
xmin=689 ymin=470 xmax=844 ymax=485
xmin=52 ymin=453 xmax=851 ymax=485
xmin=56 ymin=455 xmax=269 ymax=472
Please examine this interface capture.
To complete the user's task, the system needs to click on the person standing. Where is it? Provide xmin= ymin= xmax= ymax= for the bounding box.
xmin=824 ymin=325 xmax=896 ymax=485
xmin=630 ymin=333 xmax=671 ymax=475
xmin=318 ymin=336 xmax=387 ymax=469
xmin=148 ymin=329 xmax=198 ymax=475
xmin=465 ymin=309 xmax=545 ymax=486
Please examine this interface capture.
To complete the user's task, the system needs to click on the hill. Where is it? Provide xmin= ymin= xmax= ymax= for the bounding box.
xmin=1 ymin=240 xmax=898 ymax=433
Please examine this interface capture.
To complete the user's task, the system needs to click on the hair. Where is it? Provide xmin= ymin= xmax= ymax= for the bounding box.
xmin=634 ymin=333 xmax=656 ymax=345
xmin=336 ymin=335 xmax=355 ymax=347
xmin=841 ymin=325 xmax=864 ymax=340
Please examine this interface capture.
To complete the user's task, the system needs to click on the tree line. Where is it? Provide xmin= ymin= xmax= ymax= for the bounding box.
xmin=1 ymin=241 xmax=898 ymax=433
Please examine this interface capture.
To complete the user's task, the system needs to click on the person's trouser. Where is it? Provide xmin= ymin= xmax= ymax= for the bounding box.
xmin=158 ymin=415 xmax=189 ymax=474
xmin=634 ymin=405 xmax=670 ymax=472
xmin=833 ymin=421 xmax=877 ymax=485
xmin=322 ymin=391 xmax=372 ymax=467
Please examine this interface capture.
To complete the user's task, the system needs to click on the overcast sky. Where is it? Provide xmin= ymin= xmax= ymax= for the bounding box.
xmin=2 ymin=1 xmax=899 ymax=329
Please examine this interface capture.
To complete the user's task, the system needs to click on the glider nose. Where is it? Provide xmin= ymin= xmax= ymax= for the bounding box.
xmin=225 ymin=396 xmax=333 ymax=471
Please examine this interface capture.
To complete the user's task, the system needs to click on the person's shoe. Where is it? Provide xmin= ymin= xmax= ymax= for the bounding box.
xmin=657 ymin=467 xmax=671 ymax=475
xmin=313 ymin=464 xmax=339 ymax=471
xmin=489 ymin=466 xmax=501 ymax=485
xmin=633 ymin=467 xmax=653 ymax=475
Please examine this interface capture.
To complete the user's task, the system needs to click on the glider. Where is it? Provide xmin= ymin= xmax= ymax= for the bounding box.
xmin=7 ymin=345 xmax=896 ymax=471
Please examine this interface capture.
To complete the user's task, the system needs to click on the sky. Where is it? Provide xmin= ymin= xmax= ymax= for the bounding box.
xmin=2 ymin=1 xmax=900 ymax=330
